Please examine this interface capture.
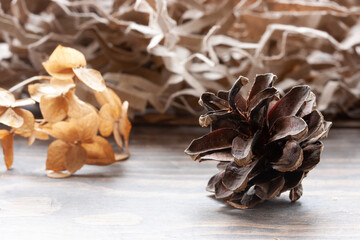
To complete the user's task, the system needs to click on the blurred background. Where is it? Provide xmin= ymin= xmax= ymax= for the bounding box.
xmin=0 ymin=0 xmax=359 ymax=124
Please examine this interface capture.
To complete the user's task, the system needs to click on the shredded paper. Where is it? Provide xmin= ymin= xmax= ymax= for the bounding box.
xmin=0 ymin=0 xmax=359 ymax=120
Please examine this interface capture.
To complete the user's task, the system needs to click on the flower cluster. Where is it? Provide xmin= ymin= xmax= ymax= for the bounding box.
xmin=0 ymin=46 xmax=131 ymax=178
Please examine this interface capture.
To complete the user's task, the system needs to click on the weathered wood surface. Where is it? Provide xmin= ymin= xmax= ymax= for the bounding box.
xmin=0 ymin=126 xmax=359 ymax=239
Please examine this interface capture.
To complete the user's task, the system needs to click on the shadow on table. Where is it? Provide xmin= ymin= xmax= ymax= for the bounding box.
xmin=70 ymin=164 xmax=127 ymax=179
xmin=209 ymin=194 xmax=315 ymax=226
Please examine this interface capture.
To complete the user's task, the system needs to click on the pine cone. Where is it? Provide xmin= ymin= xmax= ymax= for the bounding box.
xmin=185 ymin=73 xmax=332 ymax=209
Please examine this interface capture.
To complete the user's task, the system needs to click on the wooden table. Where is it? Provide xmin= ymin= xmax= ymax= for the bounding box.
xmin=0 ymin=126 xmax=359 ymax=239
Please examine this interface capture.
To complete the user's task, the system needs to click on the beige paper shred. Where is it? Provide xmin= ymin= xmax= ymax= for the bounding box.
xmin=0 ymin=0 xmax=359 ymax=120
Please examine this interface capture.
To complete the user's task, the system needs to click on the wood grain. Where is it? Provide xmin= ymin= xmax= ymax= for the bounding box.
xmin=0 ymin=126 xmax=359 ymax=239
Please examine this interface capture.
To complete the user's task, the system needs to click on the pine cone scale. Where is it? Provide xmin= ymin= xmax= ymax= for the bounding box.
xmin=248 ymin=73 xmax=276 ymax=100
xmin=271 ymin=140 xmax=303 ymax=172
xmin=298 ymin=141 xmax=323 ymax=171
xmin=215 ymin=180 xmax=233 ymax=200
xmin=185 ymin=128 xmax=238 ymax=157
xmin=231 ymin=136 xmax=252 ymax=165
xmin=269 ymin=116 xmax=308 ymax=142
xmin=268 ymin=86 xmax=311 ymax=127
xmin=248 ymin=87 xmax=279 ymax=112
xmin=222 ymin=160 xmax=258 ymax=192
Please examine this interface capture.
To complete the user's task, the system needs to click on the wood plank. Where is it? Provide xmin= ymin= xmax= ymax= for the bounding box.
xmin=0 ymin=127 xmax=359 ymax=239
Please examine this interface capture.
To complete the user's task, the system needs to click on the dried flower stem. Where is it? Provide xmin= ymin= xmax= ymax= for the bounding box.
xmin=9 ymin=76 xmax=52 ymax=93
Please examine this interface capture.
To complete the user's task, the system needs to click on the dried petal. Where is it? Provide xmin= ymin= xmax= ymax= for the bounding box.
xmin=13 ymin=108 xmax=35 ymax=135
xmin=42 ymin=45 xmax=86 ymax=79
xmin=99 ymin=118 xmax=114 ymax=138
xmin=0 ymin=107 xmax=5 ymax=116
xmin=108 ymin=89 xmax=123 ymax=109
xmin=99 ymin=103 xmax=116 ymax=122
xmin=98 ymin=104 xmax=116 ymax=137
xmin=73 ymin=67 xmax=106 ymax=91
xmin=46 ymin=140 xmax=70 ymax=171
xmin=115 ymin=153 xmax=130 ymax=161
xmin=113 ymin=122 xmax=123 ymax=151
xmin=1 ymin=131 xmax=13 ymax=169
xmin=47 ymin=171 xmax=71 ymax=179
xmin=28 ymin=80 xmax=74 ymax=102
xmin=75 ymin=113 xmax=100 ymax=141
xmin=119 ymin=101 xmax=131 ymax=151
xmin=65 ymin=91 xmax=96 ymax=119
xmin=65 ymin=144 xmax=87 ymax=174
xmin=47 ymin=112 xmax=99 ymax=143
xmin=271 ymin=140 xmax=303 ymax=172
xmin=39 ymin=95 xmax=68 ymax=122
xmin=29 ymin=83 xmax=54 ymax=102
xmin=0 ymin=108 xmax=24 ymax=128
xmin=50 ymin=78 xmax=75 ymax=86
xmin=34 ymin=124 xmax=50 ymax=140
xmin=82 ymin=136 xmax=116 ymax=165
xmin=0 ymin=88 xmax=15 ymax=107
xmin=28 ymin=132 xmax=36 ymax=146
xmin=0 ymin=130 xmax=10 ymax=139
xmin=94 ymin=88 xmax=122 ymax=108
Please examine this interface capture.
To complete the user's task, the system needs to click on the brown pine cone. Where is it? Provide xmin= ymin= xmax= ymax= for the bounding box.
xmin=185 ymin=73 xmax=332 ymax=209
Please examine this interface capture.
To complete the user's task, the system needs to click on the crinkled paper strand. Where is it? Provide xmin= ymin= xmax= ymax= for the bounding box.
xmin=0 ymin=0 xmax=359 ymax=120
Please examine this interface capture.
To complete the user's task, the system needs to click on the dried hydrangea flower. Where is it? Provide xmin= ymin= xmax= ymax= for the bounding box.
xmin=95 ymin=88 xmax=131 ymax=160
xmin=45 ymin=112 xmax=115 ymax=176
xmin=0 ymin=88 xmax=36 ymax=168
xmin=0 ymin=45 xmax=132 ymax=177
xmin=28 ymin=78 xmax=76 ymax=122
xmin=185 ymin=73 xmax=332 ymax=209
xmin=42 ymin=45 xmax=86 ymax=80
xmin=36 ymin=46 xmax=131 ymax=177
xmin=0 ymin=129 xmax=13 ymax=169
xmin=0 ymin=88 xmax=35 ymax=128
